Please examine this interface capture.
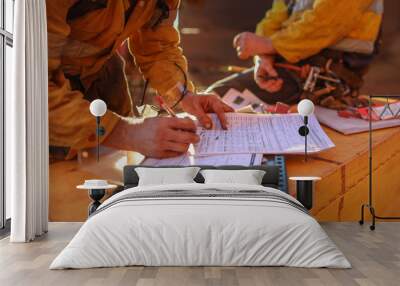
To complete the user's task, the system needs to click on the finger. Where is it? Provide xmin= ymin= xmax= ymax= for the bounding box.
xmin=256 ymin=75 xmax=280 ymax=87
xmin=255 ymin=65 xmax=267 ymax=80
xmin=214 ymin=101 xmax=234 ymax=127
xmin=255 ymin=77 xmax=274 ymax=90
xmin=266 ymin=79 xmax=283 ymax=92
xmin=259 ymin=80 xmax=277 ymax=91
xmin=166 ymin=129 xmax=200 ymax=144
xmin=166 ymin=117 xmax=197 ymax=132
xmin=233 ymin=34 xmax=241 ymax=48
xmin=254 ymin=75 xmax=269 ymax=87
xmin=163 ymin=141 xmax=190 ymax=153
xmin=207 ymin=93 xmax=234 ymax=113
xmin=236 ymin=46 xmax=242 ymax=57
xmin=261 ymin=60 xmax=278 ymax=77
xmin=266 ymin=84 xmax=281 ymax=93
xmin=211 ymin=102 xmax=229 ymax=130
xmin=271 ymin=79 xmax=283 ymax=90
xmin=257 ymin=79 xmax=282 ymax=93
xmin=190 ymin=104 xmax=213 ymax=129
xmin=238 ymin=49 xmax=249 ymax=60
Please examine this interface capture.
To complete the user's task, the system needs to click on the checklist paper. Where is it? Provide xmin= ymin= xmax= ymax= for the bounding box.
xmin=194 ymin=113 xmax=335 ymax=155
xmin=143 ymin=153 xmax=263 ymax=167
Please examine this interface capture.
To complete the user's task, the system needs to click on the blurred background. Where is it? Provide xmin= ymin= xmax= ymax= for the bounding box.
xmin=179 ymin=0 xmax=400 ymax=94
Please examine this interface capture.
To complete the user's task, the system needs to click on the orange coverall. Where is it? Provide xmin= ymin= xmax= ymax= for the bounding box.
xmin=256 ymin=0 xmax=383 ymax=63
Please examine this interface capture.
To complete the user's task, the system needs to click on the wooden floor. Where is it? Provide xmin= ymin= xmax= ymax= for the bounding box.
xmin=1 ymin=223 xmax=400 ymax=286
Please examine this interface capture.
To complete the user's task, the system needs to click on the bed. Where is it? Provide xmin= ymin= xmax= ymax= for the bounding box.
xmin=50 ymin=165 xmax=350 ymax=269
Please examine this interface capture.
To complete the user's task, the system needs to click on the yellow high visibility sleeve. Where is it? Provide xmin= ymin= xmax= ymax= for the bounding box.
xmin=270 ymin=0 xmax=377 ymax=63
xmin=47 ymin=1 xmax=120 ymax=151
xmin=130 ymin=0 xmax=195 ymax=107
xmin=256 ymin=0 xmax=289 ymax=37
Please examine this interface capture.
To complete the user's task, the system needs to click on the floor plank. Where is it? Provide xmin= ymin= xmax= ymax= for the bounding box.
xmin=0 ymin=222 xmax=399 ymax=286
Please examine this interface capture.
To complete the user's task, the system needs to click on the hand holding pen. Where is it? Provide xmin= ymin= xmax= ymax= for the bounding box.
xmin=156 ymin=95 xmax=177 ymax=118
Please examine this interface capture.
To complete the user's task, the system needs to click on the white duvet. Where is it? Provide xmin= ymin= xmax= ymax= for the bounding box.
xmin=50 ymin=183 xmax=350 ymax=269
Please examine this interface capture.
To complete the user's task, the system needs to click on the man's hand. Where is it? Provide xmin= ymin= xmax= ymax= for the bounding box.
xmin=254 ymin=55 xmax=283 ymax=93
xmin=103 ymin=117 xmax=200 ymax=158
xmin=233 ymin=32 xmax=276 ymax=60
xmin=179 ymin=92 xmax=234 ymax=130
xmin=103 ymin=93 xmax=232 ymax=158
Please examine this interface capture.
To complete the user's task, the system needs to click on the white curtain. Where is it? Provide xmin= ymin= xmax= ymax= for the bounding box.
xmin=9 ymin=0 xmax=49 ymax=242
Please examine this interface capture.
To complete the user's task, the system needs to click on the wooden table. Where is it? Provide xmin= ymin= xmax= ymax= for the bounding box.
xmin=287 ymin=126 xmax=400 ymax=221
xmin=49 ymin=126 xmax=400 ymax=222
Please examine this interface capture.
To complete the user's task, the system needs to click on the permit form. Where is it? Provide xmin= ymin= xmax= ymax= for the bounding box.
xmin=194 ymin=113 xmax=335 ymax=155
xmin=315 ymin=105 xmax=400 ymax=135
xmin=372 ymin=102 xmax=400 ymax=120
xmin=143 ymin=153 xmax=263 ymax=167
xmin=222 ymin=88 xmax=266 ymax=113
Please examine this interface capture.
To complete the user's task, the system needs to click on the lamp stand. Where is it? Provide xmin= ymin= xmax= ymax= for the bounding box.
xmin=359 ymin=95 xmax=400 ymax=231
xmin=298 ymin=116 xmax=310 ymax=162
xmin=95 ymin=117 xmax=106 ymax=162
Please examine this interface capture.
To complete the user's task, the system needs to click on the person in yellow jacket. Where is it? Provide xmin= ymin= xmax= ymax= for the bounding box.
xmin=213 ymin=0 xmax=383 ymax=108
xmin=47 ymin=0 xmax=232 ymax=159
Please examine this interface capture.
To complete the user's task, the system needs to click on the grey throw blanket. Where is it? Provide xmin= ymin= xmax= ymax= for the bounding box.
xmin=91 ymin=189 xmax=308 ymax=218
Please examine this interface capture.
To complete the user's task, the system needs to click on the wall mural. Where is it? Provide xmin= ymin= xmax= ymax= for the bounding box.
xmin=47 ymin=0 xmax=400 ymax=223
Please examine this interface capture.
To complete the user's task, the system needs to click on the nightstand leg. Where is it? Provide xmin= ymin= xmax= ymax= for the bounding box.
xmin=88 ymin=189 xmax=106 ymax=216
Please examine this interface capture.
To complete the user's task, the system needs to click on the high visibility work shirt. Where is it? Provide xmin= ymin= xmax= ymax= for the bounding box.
xmin=256 ymin=0 xmax=383 ymax=63
xmin=47 ymin=0 xmax=194 ymax=151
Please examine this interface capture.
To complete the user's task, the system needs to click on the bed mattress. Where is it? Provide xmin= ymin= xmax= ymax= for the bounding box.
xmin=50 ymin=183 xmax=350 ymax=269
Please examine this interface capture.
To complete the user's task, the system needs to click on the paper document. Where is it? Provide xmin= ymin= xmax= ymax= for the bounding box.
xmin=222 ymin=88 xmax=266 ymax=113
xmin=143 ymin=153 xmax=263 ymax=167
xmin=372 ymin=102 xmax=400 ymax=120
xmin=194 ymin=113 xmax=334 ymax=155
xmin=315 ymin=106 xmax=400 ymax=135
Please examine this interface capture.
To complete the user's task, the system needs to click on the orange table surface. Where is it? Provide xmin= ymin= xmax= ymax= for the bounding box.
xmin=49 ymin=126 xmax=400 ymax=222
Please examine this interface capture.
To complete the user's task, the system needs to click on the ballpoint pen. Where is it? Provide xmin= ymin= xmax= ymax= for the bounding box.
xmin=155 ymin=95 xmax=177 ymax=118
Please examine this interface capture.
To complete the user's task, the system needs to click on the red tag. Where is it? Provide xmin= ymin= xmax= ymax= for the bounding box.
xmin=264 ymin=104 xmax=276 ymax=113
xmin=275 ymin=102 xmax=291 ymax=114
xmin=337 ymin=110 xmax=354 ymax=118
xmin=358 ymin=107 xmax=380 ymax=121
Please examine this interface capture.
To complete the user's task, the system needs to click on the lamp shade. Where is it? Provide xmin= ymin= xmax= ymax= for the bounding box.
xmin=89 ymin=99 xmax=107 ymax=117
xmin=297 ymin=99 xmax=315 ymax=116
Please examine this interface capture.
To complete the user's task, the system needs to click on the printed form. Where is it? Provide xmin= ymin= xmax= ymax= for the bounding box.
xmin=143 ymin=153 xmax=263 ymax=167
xmin=195 ymin=113 xmax=335 ymax=155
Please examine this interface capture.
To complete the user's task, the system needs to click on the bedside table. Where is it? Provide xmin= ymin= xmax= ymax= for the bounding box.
xmin=77 ymin=180 xmax=117 ymax=216
xmin=289 ymin=177 xmax=321 ymax=210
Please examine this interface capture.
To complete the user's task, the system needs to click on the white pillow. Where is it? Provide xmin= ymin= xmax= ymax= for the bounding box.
xmin=135 ymin=167 xmax=201 ymax=186
xmin=200 ymin=169 xmax=266 ymax=185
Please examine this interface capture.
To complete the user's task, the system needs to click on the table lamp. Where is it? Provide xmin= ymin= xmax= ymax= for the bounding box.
xmin=89 ymin=99 xmax=107 ymax=162
xmin=297 ymin=99 xmax=315 ymax=162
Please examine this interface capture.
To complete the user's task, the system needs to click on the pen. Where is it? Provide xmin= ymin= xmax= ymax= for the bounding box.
xmin=156 ymin=95 xmax=177 ymax=118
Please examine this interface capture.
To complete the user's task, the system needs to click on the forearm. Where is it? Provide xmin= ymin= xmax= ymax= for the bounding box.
xmin=252 ymin=36 xmax=277 ymax=55
xmin=102 ymin=117 xmax=143 ymax=152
